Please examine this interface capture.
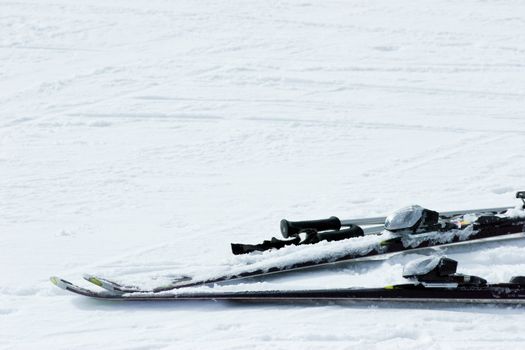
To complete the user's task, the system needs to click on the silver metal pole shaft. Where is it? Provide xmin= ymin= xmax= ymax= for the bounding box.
xmin=341 ymin=206 xmax=512 ymax=227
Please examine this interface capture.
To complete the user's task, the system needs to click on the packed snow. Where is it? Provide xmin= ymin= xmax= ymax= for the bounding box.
xmin=2 ymin=0 xmax=525 ymax=349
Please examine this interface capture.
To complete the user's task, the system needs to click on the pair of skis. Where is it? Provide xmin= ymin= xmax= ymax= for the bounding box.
xmin=51 ymin=192 xmax=525 ymax=303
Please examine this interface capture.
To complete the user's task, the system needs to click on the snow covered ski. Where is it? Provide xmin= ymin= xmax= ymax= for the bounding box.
xmin=51 ymin=256 xmax=525 ymax=304
xmin=72 ymin=192 xmax=525 ymax=295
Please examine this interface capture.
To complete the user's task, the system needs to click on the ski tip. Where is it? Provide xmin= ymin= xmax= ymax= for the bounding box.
xmin=83 ymin=274 xmax=103 ymax=287
xmin=82 ymin=274 xmax=126 ymax=294
xmin=50 ymin=276 xmax=68 ymax=290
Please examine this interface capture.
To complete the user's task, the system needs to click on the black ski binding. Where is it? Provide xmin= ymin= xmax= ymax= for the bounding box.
xmin=403 ymin=256 xmax=487 ymax=286
xmin=517 ymin=191 xmax=525 ymax=208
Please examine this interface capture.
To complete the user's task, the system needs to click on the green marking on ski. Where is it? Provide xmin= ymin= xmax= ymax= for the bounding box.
xmin=87 ymin=277 xmax=103 ymax=287
xmin=50 ymin=276 xmax=60 ymax=286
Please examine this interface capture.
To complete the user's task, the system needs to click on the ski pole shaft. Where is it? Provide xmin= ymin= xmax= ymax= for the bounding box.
xmin=363 ymin=225 xmax=384 ymax=235
xmin=340 ymin=206 xmax=512 ymax=227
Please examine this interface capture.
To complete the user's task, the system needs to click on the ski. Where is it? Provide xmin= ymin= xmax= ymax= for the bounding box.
xmin=81 ymin=193 xmax=525 ymax=295
xmin=83 ymin=229 xmax=525 ymax=295
xmin=51 ymin=257 xmax=525 ymax=304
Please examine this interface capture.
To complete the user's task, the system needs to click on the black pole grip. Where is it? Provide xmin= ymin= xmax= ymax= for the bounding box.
xmin=316 ymin=225 xmax=364 ymax=242
xmin=280 ymin=216 xmax=341 ymax=238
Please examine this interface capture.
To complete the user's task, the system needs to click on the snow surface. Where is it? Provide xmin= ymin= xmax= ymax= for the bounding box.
xmin=2 ymin=0 xmax=525 ymax=349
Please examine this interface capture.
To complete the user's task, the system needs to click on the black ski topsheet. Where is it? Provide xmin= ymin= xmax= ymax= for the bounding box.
xmin=83 ymin=215 xmax=525 ymax=294
xmin=51 ymin=276 xmax=525 ymax=304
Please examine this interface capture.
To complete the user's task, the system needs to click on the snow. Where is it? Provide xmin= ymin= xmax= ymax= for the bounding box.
xmin=2 ymin=0 xmax=525 ymax=348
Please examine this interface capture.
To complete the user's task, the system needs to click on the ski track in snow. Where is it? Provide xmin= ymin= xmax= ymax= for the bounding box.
xmin=2 ymin=0 xmax=525 ymax=349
